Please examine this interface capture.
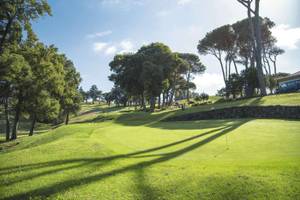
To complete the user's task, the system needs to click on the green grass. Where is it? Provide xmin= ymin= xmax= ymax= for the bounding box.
xmin=0 ymin=93 xmax=300 ymax=200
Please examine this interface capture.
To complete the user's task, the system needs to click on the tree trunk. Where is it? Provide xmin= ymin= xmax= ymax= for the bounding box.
xmin=169 ymin=74 xmax=177 ymax=106
xmin=271 ymin=56 xmax=277 ymax=75
xmin=186 ymin=71 xmax=191 ymax=102
xmin=157 ymin=95 xmax=161 ymax=109
xmin=233 ymin=60 xmax=239 ymax=75
xmin=29 ymin=114 xmax=37 ymax=136
xmin=225 ymin=59 xmax=228 ymax=82
xmin=0 ymin=16 xmax=15 ymax=53
xmin=254 ymin=0 xmax=267 ymax=95
xmin=229 ymin=61 xmax=232 ymax=76
xmin=11 ymin=101 xmax=21 ymax=140
xmin=141 ymin=93 xmax=146 ymax=111
xmin=65 ymin=111 xmax=69 ymax=125
xmin=215 ymin=54 xmax=227 ymax=88
xmin=4 ymin=97 xmax=10 ymax=141
xmin=169 ymin=91 xmax=174 ymax=106
xmin=241 ymin=0 xmax=267 ymax=96
xmin=162 ymin=92 xmax=166 ymax=107
xmin=262 ymin=45 xmax=272 ymax=75
xmin=273 ymin=60 xmax=277 ymax=75
xmin=149 ymin=96 xmax=155 ymax=112
xmin=245 ymin=56 xmax=249 ymax=69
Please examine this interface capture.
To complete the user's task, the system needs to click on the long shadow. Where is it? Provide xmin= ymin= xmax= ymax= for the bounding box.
xmin=134 ymin=169 xmax=159 ymax=200
xmin=0 ymin=126 xmax=227 ymax=175
xmin=1 ymin=119 xmax=248 ymax=200
xmin=1 ymin=158 xmax=117 ymax=187
xmin=78 ymin=107 xmax=102 ymax=116
xmin=73 ymin=115 xmax=115 ymax=124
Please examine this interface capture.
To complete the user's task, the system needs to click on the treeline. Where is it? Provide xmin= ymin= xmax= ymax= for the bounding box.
xmin=0 ymin=0 xmax=81 ymax=141
xmin=198 ymin=15 xmax=284 ymax=98
xmin=107 ymin=43 xmax=206 ymax=112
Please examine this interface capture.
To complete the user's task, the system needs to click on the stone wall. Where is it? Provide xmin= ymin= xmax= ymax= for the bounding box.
xmin=165 ymin=106 xmax=300 ymax=121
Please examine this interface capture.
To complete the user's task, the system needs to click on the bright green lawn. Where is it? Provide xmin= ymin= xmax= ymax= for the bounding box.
xmin=0 ymin=93 xmax=300 ymax=200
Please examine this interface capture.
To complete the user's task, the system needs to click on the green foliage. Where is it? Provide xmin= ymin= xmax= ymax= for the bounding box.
xmin=227 ymin=73 xmax=244 ymax=98
xmin=109 ymin=43 xmax=205 ymax=111
xmin=198 ymin=17 xmax=281 ymax=97
xmin=0 ymin=0 xmax=51 ymax=51
xmin=241 ymin=67 xmax=259 ymax=97
xmin=88 ymin=85 xmax=102 ymax=103
xmin=195 ymin=93 xmax=209 ymax=102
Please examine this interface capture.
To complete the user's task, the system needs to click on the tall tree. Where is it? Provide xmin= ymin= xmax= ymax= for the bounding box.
xmin=268 ymin=46 xmax=284 ymax=75
xmin=178 ymin=53 xmax=206 ymax=102
xmin=141 ymin=61 xmax=164 ymax=112
xmin=23 ymin=43 xmax=65 ymax=136
xmin=60 ymin=58 xmax=81 ymax=125
xmin=197 ymin=25 xmax=235 ymax=90
xmin=237 ymin=0 xmax=267 ymax=95
xmin=0 ymin=0 xmax=51 ymax=53
xmin=0 ymin=46 xmax=32 ymax=140
xmin=6 ymin=49 xmax=32 ymax=140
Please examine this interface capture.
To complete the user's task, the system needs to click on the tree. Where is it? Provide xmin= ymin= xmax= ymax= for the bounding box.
xmin=241 ymin=67 xmax=259 ymax=97
xmin=109 ymin=53 xmax=145 ymax=108
xmin=198 ymin=25 xmax=236 ymax=89
xmin=200 ymin=92 xmax=209 ymax=102
xmin=237 ymin=0 xmax=267 ymax=95
xmin=89 ymin=85 xmax=101 ymax=104
xmin=178 ymin=53 xmax=206 ymax=102
xmin=227 ymin=73 xmax=244 ymax=98
xmin=141 ymin=61 xmax=164 ymax=112
xmin=268 ymin=47 xmax=284 ymax=75
xmin=0 ymin=47 xmax=32 ymax=140
xmin=0 ymin=0 xmax=51 ymax=53
xmin=79 ymin=87 xmax=89 ymax=103
xmin=60 ymin=58 xmax=81 ymax=125
xmin=23 ymin=43 xmax=64 ymax=136
xmin=109 ymin=42 xmax=186 ymax=112
xmin=265 ymin=75 xmax=277 ymax=94
xmin=3 ymin=48 xmax=32 ymax=140
xmin=103 ymin=92 xmax=114 ymax=106
xmin=110 ymin=87 xmax=128 ymax=107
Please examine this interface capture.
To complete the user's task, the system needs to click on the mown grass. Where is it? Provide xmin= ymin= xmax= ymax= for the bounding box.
xmin=0 ymin=93 xmax=300 ymax=200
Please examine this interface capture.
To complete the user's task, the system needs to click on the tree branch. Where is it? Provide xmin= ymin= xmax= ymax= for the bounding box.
xmin=237 ymin=0 xmax=255 ymax=14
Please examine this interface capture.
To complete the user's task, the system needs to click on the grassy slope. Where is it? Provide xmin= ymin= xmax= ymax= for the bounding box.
xmin=0 ymin=93 xmax=300 ymax=200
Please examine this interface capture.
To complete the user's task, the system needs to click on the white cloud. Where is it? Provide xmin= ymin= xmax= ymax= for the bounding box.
xmin=93 ymin=42 xmax=108 ymax=52
xmin=177 ymin=0 xmax=193 ymax=6
xmin=105 ymin=46 xmax=117 ymax=55
xmin=193 ymin=73 xmax=225 ymax=95
xmin=86 ymin=30 xmax=112 ymax=39
xmin=119 ymin=40 xmax=134 ymax=53
xmin=93 ymin=39 xmax=136 ymax=56
xmin=272 ymin=24 xmax=300 ymax=50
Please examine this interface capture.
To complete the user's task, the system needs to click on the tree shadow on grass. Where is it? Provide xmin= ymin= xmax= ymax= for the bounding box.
xmin=0 ymin=126 xmax=226 ymax=177
xmin=134 ymin=168 xmax=160 ymax=200
xmin=0 ymin=119 xmax=250 ymax=200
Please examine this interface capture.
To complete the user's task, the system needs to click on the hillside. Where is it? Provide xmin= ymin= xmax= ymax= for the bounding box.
xmin=0 ymin=93 xmax=300 ymax=200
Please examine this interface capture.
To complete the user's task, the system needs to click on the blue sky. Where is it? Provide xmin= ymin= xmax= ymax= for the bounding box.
xmin=33 ymin=0 xmax=300 ymax=95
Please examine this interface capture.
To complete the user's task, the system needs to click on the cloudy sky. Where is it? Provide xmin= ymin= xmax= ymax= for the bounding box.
xmin=33 ymin=0 xmax=300 ymax=95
